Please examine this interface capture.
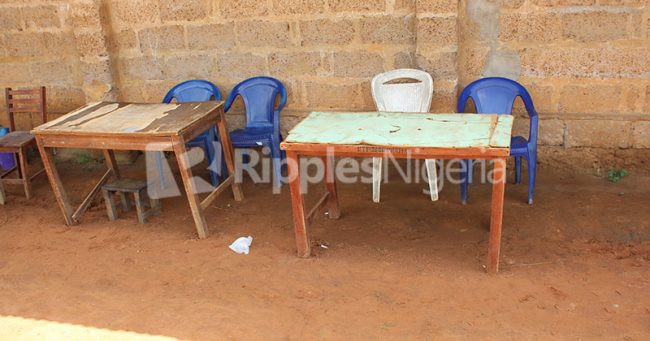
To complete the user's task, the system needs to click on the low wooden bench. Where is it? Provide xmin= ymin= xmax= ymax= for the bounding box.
xmin=101 ymin=178 xmax=161 ymax=224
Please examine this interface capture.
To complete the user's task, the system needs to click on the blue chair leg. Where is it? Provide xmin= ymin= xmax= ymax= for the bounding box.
xmin=270 ymin=137 xmax=283 ymax=188
xmin=527 ymin=149 xmax=537 ymax=205
xmin=280 ymin=135 xmax=287 ymax=165
xmin=218 ymin=141 xmax=228 ymax=178
xmin=203 ymin=132 xmax=220 ymax=187
xmin=222 ymin=152 xmax=229 ymax=178
xmin=241 ymin=153 xmax=250 ymax=165
xmin=212 ymin=128 xmax=228 ymax=178
xmin=514 ymin=156 xmax=522 ymax=184
xmin=460 ymin=159 xmax=472 ymax=205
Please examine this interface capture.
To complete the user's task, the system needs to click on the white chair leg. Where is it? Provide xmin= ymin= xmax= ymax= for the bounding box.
xmin=372 ymin=157 xmax=382 ymax=203
xmin=425 ymin=158 xmax=439 ymax=201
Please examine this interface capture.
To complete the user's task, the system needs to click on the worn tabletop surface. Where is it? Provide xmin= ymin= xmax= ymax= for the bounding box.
xmin=284 ymin=112 xmax=514 ymax=149
xmin=33 ymin=101 xmax=223 ymax=136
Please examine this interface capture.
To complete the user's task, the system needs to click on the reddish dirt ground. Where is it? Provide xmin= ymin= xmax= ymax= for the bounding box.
xmin=0 ymin=158 xmax=649 ymax=340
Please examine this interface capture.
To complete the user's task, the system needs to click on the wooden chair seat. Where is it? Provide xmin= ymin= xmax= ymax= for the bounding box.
xmin=0 ymin=131 xmax=35 ymax=151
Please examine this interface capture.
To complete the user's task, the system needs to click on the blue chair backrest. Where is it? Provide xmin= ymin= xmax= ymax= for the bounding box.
xmin=163 ymin=80 xmax=222 ymax=103
xmin=457 ymin=77 xmax=536 ymax=116
xmin=224 ymin=76 xmax=287 ymax=129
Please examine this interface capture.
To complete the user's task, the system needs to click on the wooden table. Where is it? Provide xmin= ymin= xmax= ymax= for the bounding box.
xmin=32 ymin=101 xmax=243 ymax=238
xmin=280 ymin=112 xmax=513 ymax=273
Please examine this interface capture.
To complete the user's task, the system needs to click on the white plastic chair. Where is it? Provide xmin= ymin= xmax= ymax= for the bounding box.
xmin=370 ymin=69 xmax=438 ymax=203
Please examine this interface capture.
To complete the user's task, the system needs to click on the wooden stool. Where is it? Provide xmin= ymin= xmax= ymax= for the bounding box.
xmin=101 ymin=178 xmax=161 ymax=224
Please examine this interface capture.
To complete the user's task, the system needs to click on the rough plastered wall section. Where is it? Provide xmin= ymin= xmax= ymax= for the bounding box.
xmin=0 ymin=0 xmax=116 ymax=130
xmin=0 ymin=0 xmax=648 ymax=173
xmin=104 ymin=0 xmax=460 ymax=129
xmin=458 ymin=0 xmax=650 ymax=173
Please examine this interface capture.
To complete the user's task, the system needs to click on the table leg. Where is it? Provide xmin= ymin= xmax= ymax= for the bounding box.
xmin=102 ymin=149 xmax=121 ymax=179
xmin=488 ymin=157 xmax=506 ymax=274
xmin=172 ymin=136 xmax=209 ymax=239
xmin=36 ymin=138 xmax=75 ymax=225
xmin=287 ymin=151 xmax=310 ymax=257
xmin=17 ymin=147 xmax=31 ymax=199
xmin=215 ymin=107 xmax=243 ymax=201
xmin=0 ymin=175 xmax=5 ymax=205
xmin=372 ymin=157 xmax=382 ymax=203
xmin=102 ymin=189 xmax=118 ymax=221
xmin=322 ymin=155 xmax=340 ymax=219
xmin=425 ymin=158 xmax=439 ymax=201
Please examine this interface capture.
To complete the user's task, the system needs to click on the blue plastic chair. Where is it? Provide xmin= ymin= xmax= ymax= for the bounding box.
xmin=161 ymin=80 xmax=223 ymax=186
xmin=224 ymin=77 xmax=287 ymax=188
xmin=457 ymin=77 xmax=539 ymax=205
xmin=0 ymin=127 xmax=16 ymax=171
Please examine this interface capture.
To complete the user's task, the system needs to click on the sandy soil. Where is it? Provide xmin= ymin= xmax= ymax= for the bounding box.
xmin=0 ymin=157 xmax=649 ymax=340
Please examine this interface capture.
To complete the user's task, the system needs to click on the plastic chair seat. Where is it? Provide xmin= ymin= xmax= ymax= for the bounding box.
xmin=510 ymin=136 xmax=529 ymax=155
xmin=230 ymin=127 xmax=274 ymax=147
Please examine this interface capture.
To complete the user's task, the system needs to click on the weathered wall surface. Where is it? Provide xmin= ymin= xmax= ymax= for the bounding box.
xmin=459 ymin=0 xmax=650 ymax=173
xmin=0 ymin=0 xmax=648 ymax=173
xmin=0 ymin=0 xmax=116 ymax=130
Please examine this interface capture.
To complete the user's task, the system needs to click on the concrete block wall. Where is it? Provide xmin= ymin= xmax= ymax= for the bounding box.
xmin=0 ymin=0 xmax=648 ymax=174
xmin=104 ymin=0 xmax=435 ymax=126
xmin=0 ymin=0 xmax=116 ymax=130
xmin=458 ymin=0 xmax=649 ymax=173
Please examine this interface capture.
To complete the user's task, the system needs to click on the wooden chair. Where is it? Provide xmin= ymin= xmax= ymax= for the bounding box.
xmin=0 ymin=87 xmax=48 ymax=199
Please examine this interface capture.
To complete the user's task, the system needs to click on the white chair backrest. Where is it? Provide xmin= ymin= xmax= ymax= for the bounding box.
xmin=371 ymin=69 xmax=433 ymax=113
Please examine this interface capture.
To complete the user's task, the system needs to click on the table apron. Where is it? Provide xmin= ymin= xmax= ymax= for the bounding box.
xmin=32 ymin=107 xmax=220 ymax=152
xmin=280 ymin=150 xmax=509 ymax=160
xmin=281 ymin=143 xmax=510 ymax=159
xmin=34 ymin=134 xmax=177 ymax=151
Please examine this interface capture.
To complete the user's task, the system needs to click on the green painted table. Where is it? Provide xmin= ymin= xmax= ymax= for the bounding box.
xmin=281 ymin=112 xmax=514 ymax=273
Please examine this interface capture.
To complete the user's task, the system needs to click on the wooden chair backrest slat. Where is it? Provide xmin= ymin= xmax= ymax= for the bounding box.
xmin=5 ymin=86 xmax=47 ymax=132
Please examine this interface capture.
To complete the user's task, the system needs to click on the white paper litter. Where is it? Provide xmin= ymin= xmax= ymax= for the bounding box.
xmin=229 ymin=236 xmax=253 ymax=255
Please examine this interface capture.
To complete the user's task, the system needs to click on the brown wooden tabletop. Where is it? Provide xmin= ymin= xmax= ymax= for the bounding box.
xmin=32 ymin=101 xmax=243 ymax=238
